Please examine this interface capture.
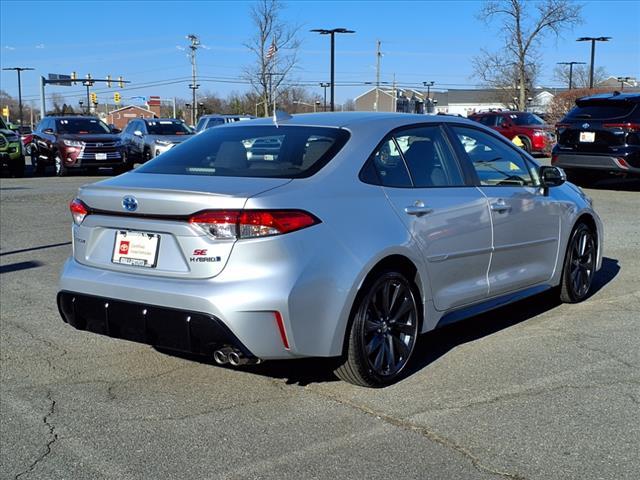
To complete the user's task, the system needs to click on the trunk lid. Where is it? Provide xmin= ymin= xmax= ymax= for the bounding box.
xmin=73 ymin=173 xmax=291 ymax=279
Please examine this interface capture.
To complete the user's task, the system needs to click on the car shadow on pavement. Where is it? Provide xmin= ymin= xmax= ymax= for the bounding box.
xmin=0 ymin=260 xmax=44 ymax=274
xmin=584 ymin=177 xmax=640 ymax=192
xmin=155 ymin=257 xmax=620 ymax=387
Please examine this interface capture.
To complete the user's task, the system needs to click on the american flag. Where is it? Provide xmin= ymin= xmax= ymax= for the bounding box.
xmin=266 ymin=40 xmax=277 ymax=60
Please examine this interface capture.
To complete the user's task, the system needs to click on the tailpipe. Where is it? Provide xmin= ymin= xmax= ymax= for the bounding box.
xmin=228 ymin=350 xmax=261 ymax=366
xmin=213 ymin=347 xmax=234 ymax=365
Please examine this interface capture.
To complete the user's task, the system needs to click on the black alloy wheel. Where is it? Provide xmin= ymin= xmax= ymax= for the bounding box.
xmin=335 ymin=270 xmax=420 ymax=387
xmin=560 ymin=223 xmax=596 ymax=303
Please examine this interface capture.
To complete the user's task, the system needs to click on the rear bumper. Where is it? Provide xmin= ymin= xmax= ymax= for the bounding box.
xmin=553 ymin=153 xmax=640 ymax=174
xmin=57 ymin=291 xmax=256 ymax=357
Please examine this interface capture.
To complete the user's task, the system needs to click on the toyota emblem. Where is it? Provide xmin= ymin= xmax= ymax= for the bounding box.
xmin=582 ymin=123 xmax=590 ymax=129
xmin=122 ymin=196 xmax=138 ymax=212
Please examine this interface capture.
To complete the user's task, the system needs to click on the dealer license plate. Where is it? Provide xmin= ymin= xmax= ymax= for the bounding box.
xmin=579 ymin=131 xmax=595 ymax=143
xmin=112 ymin=230 xmax=160 ymax=268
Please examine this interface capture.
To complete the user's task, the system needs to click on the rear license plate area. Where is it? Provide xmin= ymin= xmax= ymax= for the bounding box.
xmin=112 ymin=230 xmax=160 ymax=268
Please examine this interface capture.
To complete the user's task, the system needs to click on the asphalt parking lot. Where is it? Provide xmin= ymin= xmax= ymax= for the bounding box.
xmin=1 ymin=163 xmax=639 ymax=480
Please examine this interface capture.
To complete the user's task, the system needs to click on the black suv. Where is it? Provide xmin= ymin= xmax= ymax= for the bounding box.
xmin=552 ymin=92 xmax=640 ymax=184
xmin=30 ymin=116 xmax=128 ymax=176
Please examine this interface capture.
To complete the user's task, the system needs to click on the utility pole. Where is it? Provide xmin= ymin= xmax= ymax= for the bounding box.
xmin=392 ymin=74 xmax=397 ymax=113
xmin=187 ymin=34 xmax=201 ymax=125
xmin=375 ymin=40 xmax=381 ymax=112
xmin=577 ymin=36 xmax=611 ymax=88
xmin=311 ymin=28 xmax=355 ymax=111
xmin=557 ymin=61 xmax=586 ymax=89
xmin=2 ymin=67 xmax=34 ymax=127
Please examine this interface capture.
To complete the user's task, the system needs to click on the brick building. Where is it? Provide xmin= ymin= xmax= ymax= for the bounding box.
xmin=106 ymin=105 xmax=157 ymax=130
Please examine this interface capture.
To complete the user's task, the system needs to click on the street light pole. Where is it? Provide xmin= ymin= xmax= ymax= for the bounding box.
xmin=557 ymin=61 xmax=586 ymax=89
xmin=320 ymin=82 xmax=330 ymax=111
xmin=2 ymin=67 xmax=34 ymax=126
xmin=617 ymin=76 xmax=631 ymax=90
xmin=577 ymin=37 xmax=611 ymax=88
xmin=311 ymin=28 xmax=355 ymax=111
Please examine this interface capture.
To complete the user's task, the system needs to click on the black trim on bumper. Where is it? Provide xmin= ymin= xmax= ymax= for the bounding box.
xmin=554 ymin=153 xmax=640 ymax=173
xmin=57 ymin=291 xmax=255 ymax=358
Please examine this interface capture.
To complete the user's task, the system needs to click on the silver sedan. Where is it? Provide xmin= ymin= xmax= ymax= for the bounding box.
xmin=58 ymin=112 xmax=603 ymax=387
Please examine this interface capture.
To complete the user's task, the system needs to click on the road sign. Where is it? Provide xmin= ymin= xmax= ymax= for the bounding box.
xmin=47 ymin=73 xmax=72 ymax=86
xmin=2 ymin=106 xmax=9 ymax=118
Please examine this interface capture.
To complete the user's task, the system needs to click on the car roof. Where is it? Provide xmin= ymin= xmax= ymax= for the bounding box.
xmin=143 ymin=118 xmax=183 ymax=123
xmin=45 ymin=116 xmax=103 ymax=120
xmin=224 ymin=111 xmax=479 ymax=130
xmin=577 ymin=92 xmax=640 ymax=104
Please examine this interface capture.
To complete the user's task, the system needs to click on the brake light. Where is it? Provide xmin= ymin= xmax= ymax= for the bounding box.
xmin=189 ymin=209 xmax=320 ymax=239
xmin=602 ymin=123 xmax=640 ymax=131
xmin=69 ymin=198 xmax=89 ymax=225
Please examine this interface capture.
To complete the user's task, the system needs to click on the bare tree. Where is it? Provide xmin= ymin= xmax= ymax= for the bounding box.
xmin=244 ymin=0 xmax=300 ymax=117
xmin=553 ymin=64 xmax=607 ymax=89
xmin=474 ymin=0 xmax=583 ymax=110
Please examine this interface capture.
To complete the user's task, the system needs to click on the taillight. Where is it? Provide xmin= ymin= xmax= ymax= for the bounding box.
xmin=603 ymin=122 xmax=640 ymax=131
xmin=551 ymin=154 xmax=558 ymax=164
xmin=69 ymin=198 xmax=89 ymax=225
xmin=189 ymin=209 xmax=320 ymax=240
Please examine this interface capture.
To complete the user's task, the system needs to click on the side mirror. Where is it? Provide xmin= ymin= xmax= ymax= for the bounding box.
xmin=540 ymin=166 xmax=566 ymax=188
xmin=111 ymin=127 xmax=122 ymax=134
xmin=133 ymin=130 xmax=143 ymax=137
xmin=43 ymin=128 xmax=54 ymax=134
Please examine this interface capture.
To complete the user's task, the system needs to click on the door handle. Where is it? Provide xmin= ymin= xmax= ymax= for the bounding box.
xmin=490 ymin=199 xmax=512 ymax=213
xmin=404 ymin=201 xmax=433 ymax=216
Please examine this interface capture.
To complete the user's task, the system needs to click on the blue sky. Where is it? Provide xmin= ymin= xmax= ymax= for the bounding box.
xmin=1 ymin=0 xmax=639 ymax=109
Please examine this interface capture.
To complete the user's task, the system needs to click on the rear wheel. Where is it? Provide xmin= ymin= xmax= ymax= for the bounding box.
xmin=334 ymin=270 xmax=420 ymax=387
xmin=519 ymin=136 xmax=532 ymax=153
xmin=560 ymin=223 xmax=597 ymax=303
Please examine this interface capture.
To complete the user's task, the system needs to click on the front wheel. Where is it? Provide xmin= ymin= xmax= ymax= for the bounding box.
xmin=334 ymin=270 xmax=420 ymax=387
xmin=560 ymin=223 xmax=597 ymax=303
xmin=54 ymin=154 xmax=68 ymax=177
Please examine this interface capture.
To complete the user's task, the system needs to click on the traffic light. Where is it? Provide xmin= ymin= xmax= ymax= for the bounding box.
xmin=90 ymin=92 xmax=97 ymax=104
xmin=71 ymin=71 xmax=77 ymax=85
xmin=118 ymin=76 xmax=124 ymax=88
xmin=114 ymin=92 xmax=121 ymax=104
xmin=106 ymin=75 xmax=112 ymax=88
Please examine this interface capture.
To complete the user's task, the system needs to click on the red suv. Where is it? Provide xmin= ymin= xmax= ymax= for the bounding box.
xmin=468 ymin=111 xmax=555 ymax=155
xmin=29 ymin=116 xmax=128 ymax=176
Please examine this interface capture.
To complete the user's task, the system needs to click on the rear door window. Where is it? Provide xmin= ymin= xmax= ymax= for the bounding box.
xmin=136 ymin=125 xmax=350 ymax=178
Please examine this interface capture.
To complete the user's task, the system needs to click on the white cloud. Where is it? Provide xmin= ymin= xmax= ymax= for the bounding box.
xmin=35 ymin=44 xmax=45 ymax=49
xmin=4 ymin=45 xmax=16 ymax=50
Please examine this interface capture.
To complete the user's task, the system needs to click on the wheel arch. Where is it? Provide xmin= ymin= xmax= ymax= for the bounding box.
xmin=334 ymin=252 xmax=426 ymax=357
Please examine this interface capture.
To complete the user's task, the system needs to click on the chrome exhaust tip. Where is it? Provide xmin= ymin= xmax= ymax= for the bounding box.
xmin=228 ymin=350 xmax=261 ymax=366
xmin=213 ymin=347 xmax=233 ymax=365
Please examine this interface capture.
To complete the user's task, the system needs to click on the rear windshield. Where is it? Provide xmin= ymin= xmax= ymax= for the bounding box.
xmin=146 ymin=120 xmax=192 ymax=135
xmin=136 ymin=125 xmax=351 ymax=178
xmin=56 ymin=118 xmax=111 ymax=134
xmin=565 ymin=103 xmax=636 ymax=120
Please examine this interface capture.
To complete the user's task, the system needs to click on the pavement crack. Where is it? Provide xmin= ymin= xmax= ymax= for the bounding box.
xmin=306 ymin=387 xmax=525 ymax=480
xmin=14 ymin=390 xmax=59 ymax=480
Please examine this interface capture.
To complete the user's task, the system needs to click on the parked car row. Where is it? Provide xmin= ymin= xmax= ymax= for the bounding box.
xmin=16 ymin=113 xmax=259 ymax=177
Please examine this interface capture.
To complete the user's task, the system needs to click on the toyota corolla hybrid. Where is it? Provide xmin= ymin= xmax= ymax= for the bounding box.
xmin=58 ymin=112 xmax=602 ymax=387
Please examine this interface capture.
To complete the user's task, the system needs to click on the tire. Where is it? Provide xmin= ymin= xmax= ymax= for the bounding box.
xmin=9 ymin=155 xmax=25 ymax=178
xmin=29 ymin=145 xmax=45 ymax=175
xmin=54 ymin=154 xmax=68 ymax=177
xmin=520 ymin=136 xmax=532 ymax=153
xmin=334 ymin=270 xmax=420 ymax=387
xmin=114 ymin=151 xmax=133 ymax=175
xmin=143 ymin=147 xmax=151 ymax=163
xmin=559 ymin=223 xmax=597 ymax=303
